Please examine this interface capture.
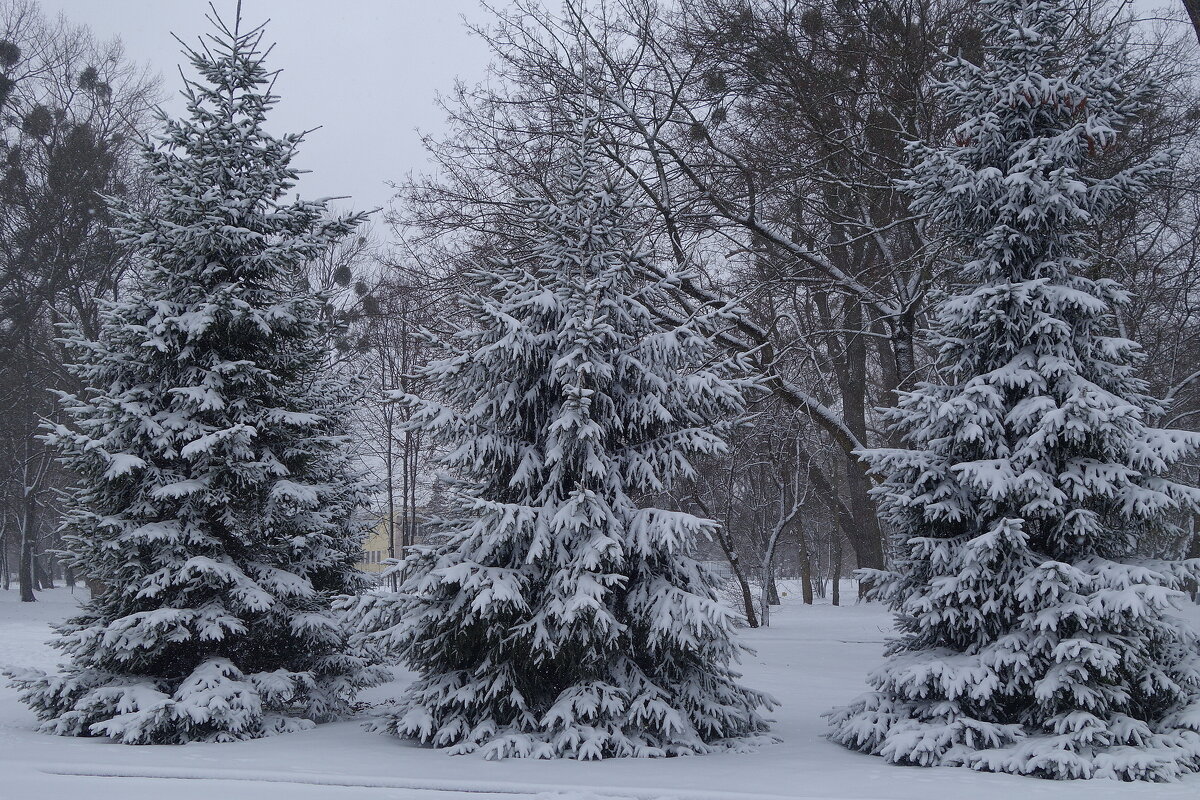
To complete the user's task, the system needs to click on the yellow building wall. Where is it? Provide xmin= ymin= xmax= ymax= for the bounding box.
xmin=356 ymin=519 xmax=393 ymax=573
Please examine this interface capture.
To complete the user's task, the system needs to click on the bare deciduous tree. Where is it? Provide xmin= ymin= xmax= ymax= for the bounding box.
xmin=0 ymin=0 xmax=157 ymax=600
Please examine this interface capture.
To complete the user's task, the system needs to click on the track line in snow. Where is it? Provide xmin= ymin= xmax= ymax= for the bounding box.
xmin=35 ymin=763 xmax=880 ymax=800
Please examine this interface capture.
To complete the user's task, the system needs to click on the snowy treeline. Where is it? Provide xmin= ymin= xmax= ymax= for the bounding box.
xmin=378 ymin=0 xmax=1200 ymax=610
xmin=0 ymin=0 xmax=1199 ymax=784
xmin=0 ymin=0 xmax=159 ymax=601
xmin=4 ymin=0 xmax=1199 ymax=626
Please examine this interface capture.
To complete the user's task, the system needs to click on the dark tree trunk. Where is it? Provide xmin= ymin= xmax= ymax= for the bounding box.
xmin=19 ymin=521 xmax=36 ymax=602
xmin=848 ymin=475 xmax=885 ymax=598
xmin=890 ymin=311 xmax=918 ymax=392
xmin=692 ymin=493 xmax=758 ymax=627
xmin=813 ymin=293 xmax=885 ymax=575
xmin=19 ymin=456 xmax=38 ymax=601
xmin=840 ymin=300 xmax=886 ymax=578
xmin=798 ymin=521 xmax=814 ymax=605
xmin=725 ymin=542 xmax=759 ymax=628
xmin=801 ymin=458 xmax=882 ymax=589
xmin=831 ymin=537 xmax=844 ymax=607
xmin=0 ymin=514 xmax=9 ymax=591
xmin=718 ymin=492 xmax=759 ymax=627
xmin=1185 ymin=0 xmax=1200 ymax=47
xmin=34 ymin=553 xmax=52 ymax=590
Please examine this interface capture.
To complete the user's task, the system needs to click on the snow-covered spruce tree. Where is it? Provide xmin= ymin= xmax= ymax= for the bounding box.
xmin=3 ymin=11 xmax=387 ymax=744
xmin=826 ymin=0 xmax=1200 ymax=782
xmin=353 ymin=121 xmax=773 ymax=759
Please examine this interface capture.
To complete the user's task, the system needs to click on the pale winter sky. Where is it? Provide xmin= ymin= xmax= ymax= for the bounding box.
xmin=38 ymin=0 xmax=496 ymax=216
xmin=34 ymin=1 xmax=1192 ymax=218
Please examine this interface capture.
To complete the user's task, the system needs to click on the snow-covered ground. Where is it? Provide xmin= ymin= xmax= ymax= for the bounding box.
xmin=2 ymin=583 xmax=1198 ymax=800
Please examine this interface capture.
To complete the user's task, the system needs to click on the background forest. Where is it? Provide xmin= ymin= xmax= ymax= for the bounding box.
xmin=1 ymin=0 xmax=1198 ymax=631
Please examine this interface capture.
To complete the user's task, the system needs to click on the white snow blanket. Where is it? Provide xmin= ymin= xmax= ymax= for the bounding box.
xmin=2 ymin=585 xmax=1197 ymax=799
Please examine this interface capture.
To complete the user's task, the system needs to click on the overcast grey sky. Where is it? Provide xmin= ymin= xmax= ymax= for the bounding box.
xmin=34 ymin=1 xmax=1191 ymax=218
xmin=39 ymin=0 xmax=495 ymax=216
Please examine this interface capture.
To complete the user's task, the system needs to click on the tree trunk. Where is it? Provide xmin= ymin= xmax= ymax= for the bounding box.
xmin=831 ymin=536 xmax=844 ymax=607
xmin=797 ymin=519 xmax=814 ymax=604
xmin=1 ymin=513 xmax=9 ymax=591
xmin=407 ymin=430 xmax=419 ymax=551
xmin=16 ymin=365 xmax=49 ymax=602
xmin=717 ymin=485 xmax=759 ymax=628
xmin=890 ymin=311 xmax=918 ymax=392
xmin=759 ymin=572 xmax=768 ymax=628
xmin=19 ymin=520 xmax=36 ymax=602
xmin=384 ymin=353 xmax=398 ymax=591
xmin=18 ymin=460 xmax=39 ymax=601
xmin=808 ymin=293 xmax=886 ymax=577
xmin=801 ymin=457 xmax=881 ymax=583
xmin=725 ymin=540 xmax=758 ymax=628
xmin=812 ymin=522 xmax=826 ymax=599
xmin=848 ymin=474 xmax=885 ymax=595
xmin=1185 ymin=0 xmax=1200 ymax=47
xmin=34 ymin=552 xmax=52 ymax=590
xmin=692 ymin=493 xmax=758 ymax=627
xmin=840 ymin=300 xmax=886 ymax=581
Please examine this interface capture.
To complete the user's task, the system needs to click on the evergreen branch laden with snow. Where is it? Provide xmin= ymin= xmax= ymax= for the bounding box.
xmin=344 ymin=116 xmax=775 ymax=760
xmin=825 ymin=0 xmax=1200 ymax=782
xmin=3 ymin=9 xmax=388 ymax=744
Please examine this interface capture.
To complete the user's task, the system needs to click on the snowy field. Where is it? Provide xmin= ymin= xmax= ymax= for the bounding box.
xmin=2 ymin=584 xmax=1198 ymax=800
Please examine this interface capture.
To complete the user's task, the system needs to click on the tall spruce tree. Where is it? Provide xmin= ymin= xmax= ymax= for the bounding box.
xmin=826 ymin=0 xmax=1200 ymax=781
xmin=351 ymin=120 xmax=773 ymax=759
xmin=3 ymin=10 xmax=386 ymax=744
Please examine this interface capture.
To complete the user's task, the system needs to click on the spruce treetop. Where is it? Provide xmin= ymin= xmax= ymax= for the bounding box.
xmin=121 ymin=6 xmax=363 ymax=298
